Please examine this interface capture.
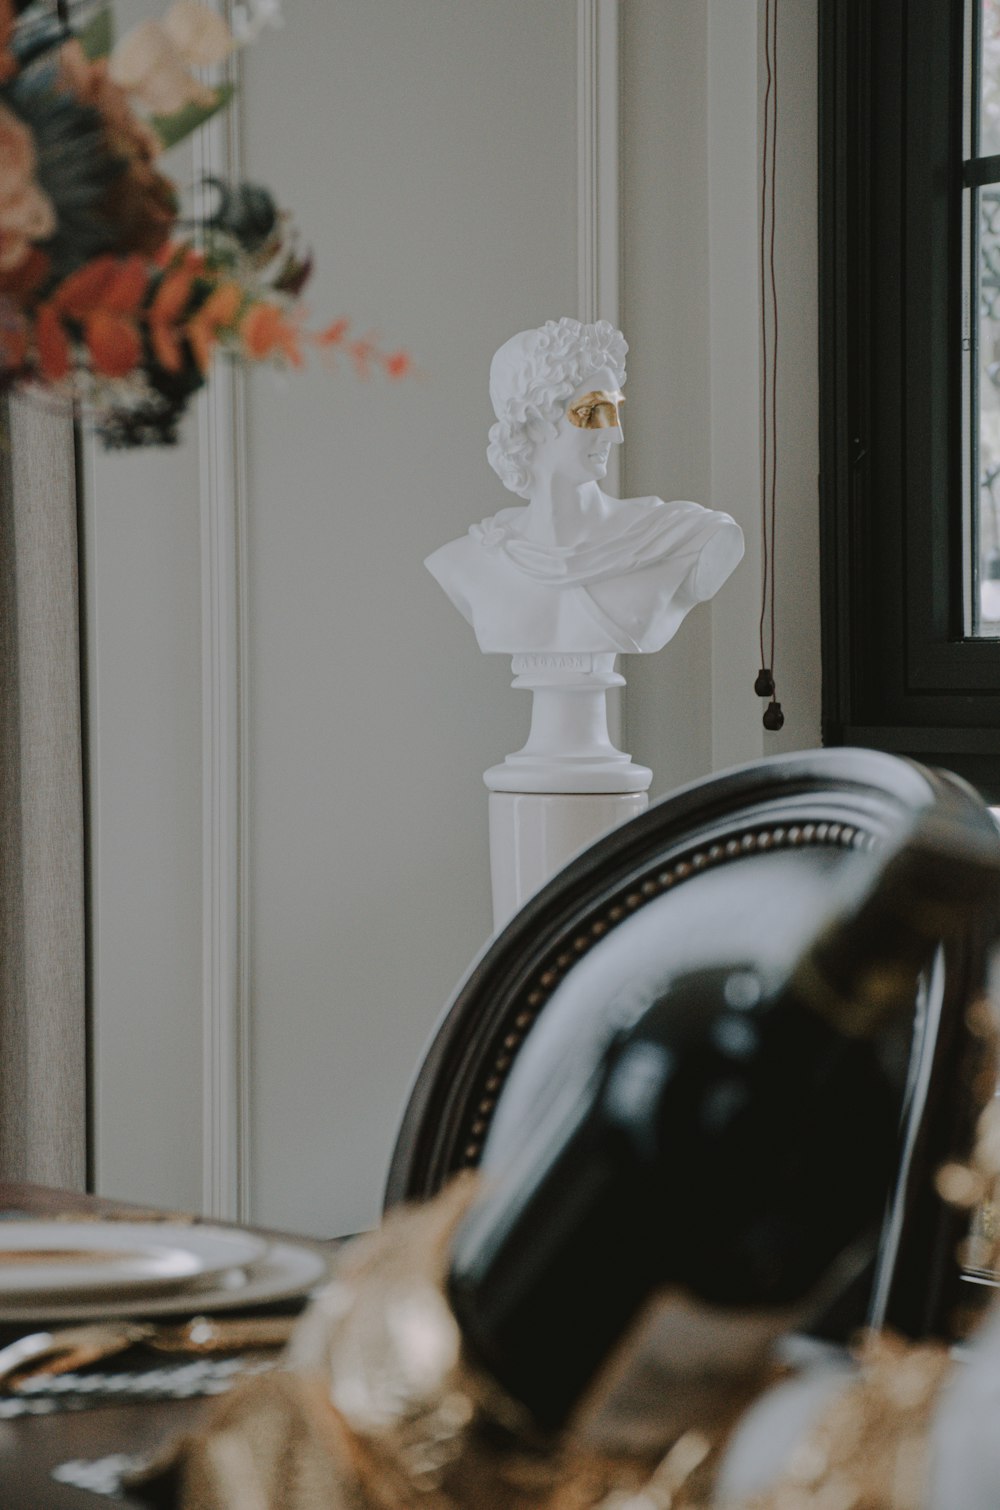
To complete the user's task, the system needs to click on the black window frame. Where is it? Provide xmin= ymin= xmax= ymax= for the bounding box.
xmin=820 ymin=0 xmax=1000 ymax=801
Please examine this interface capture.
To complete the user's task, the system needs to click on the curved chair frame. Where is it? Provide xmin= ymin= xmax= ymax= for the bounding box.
xmin=385 ymin=747 xmax=1000 ymax=1340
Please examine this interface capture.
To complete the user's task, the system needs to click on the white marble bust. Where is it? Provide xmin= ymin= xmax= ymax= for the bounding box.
xmin=426 ymin=318 xmax=744 ymax=655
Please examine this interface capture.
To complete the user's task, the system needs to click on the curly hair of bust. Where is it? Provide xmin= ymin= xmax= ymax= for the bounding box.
xmin=487 ymin=317 xmax=628 ymax=497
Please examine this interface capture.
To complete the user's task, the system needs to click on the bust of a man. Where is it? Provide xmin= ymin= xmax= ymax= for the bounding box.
xmin=426 ymin=318 xmax=744 ymax=656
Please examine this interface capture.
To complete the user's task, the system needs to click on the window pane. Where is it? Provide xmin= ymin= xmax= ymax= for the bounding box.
xmin=978 ymin=191 xmax=1000 ymax=634
xmin=981 ymin=0 xmax=1000 ymax=154
xmin=975 ymin=3 xmax=1000 ymax=632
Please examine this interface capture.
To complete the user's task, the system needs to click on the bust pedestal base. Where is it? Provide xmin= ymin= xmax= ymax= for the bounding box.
xmin=485 ymin=654 xmax=652 ymax=931
xmin=483 ymin=653 xmax=652 ymax=795
xmin=489 ymin=790 xmax=648 ymax=931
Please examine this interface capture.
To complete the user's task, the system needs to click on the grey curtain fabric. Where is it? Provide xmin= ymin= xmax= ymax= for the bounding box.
xmin=0 ymin=393 xmax=86 ymax=1188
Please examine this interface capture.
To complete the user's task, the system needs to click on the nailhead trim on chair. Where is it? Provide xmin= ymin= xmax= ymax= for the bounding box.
xmin=459 ymin=821 xmax=872 ymax=1166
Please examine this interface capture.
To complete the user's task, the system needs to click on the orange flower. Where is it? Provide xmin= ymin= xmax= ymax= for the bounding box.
xmin=198 ymin=282 xmax=242 ymax=329
xmin=85 ymin=311 xmax=142 ymax=378
xmin=153 ymin=242 xmax=205 ymax=276
xmin=187 ymin=318 xmax=214 ymax=375
xmin=53 ymin=255 xmax=148 ymax=321
xmin=241 ymin=302 xmax=302 ymax=366
xmin=148 ymin=266 xmax=195 ymax=373
xmin=0 ymin=312 xmax=28 ymax=369
xmin=347 ymin=336 xmax=375 ymax=377
xmin=384 ymin=351 xmax=411 ymax=379
xmin=315 ymin=317 xmax=349 ymax=347
xmin=150 ymin=320 xmax=182 ymax=373
xmin=35 ymin=305 xmax=70 ymax=382
xmin=54 ymin=256 xmax=120 ymax=318
xmin=101 ymin=255 xmax=149 ymax=314
xmin=151 ymin=267 xmax=194 ymax=324
xmin=186 ymin=280 xmax=243 ymax=374
xmin=0 ymin=0 xmax=16 ymax=83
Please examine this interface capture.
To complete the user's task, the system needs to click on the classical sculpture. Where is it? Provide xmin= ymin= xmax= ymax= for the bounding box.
xmin=425 ymin=318 xmax=744 ymax=656
xmin=427 ymin=319 xmax=746 ymax=925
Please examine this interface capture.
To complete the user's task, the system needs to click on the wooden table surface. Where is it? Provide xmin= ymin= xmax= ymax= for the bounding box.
xmin=0 ymin=1182 xmax=342 ymax=1509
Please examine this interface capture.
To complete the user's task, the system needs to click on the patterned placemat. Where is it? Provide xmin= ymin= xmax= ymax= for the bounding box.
xmin=0 ymin=1354 xmax=277 ymax=1417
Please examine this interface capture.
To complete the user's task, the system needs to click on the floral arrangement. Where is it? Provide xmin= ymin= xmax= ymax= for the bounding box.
xmin=0 ymin=0 xmax=409 ymax=446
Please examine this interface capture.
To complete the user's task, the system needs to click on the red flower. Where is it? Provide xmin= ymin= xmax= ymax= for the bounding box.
xmin=39 ymin=256 xmax=150 ymax=382
xmin=54 ymin=257 xmax=121 ymax=318
xmin=35 ymin=306 xmax=70 ymax=383
xmin=85 ymin=311 xmax=142 ymax=378
xmin=0 ymin=0 xmax=15 ymax=83
xmin=0 ymin=308 xmax=28 ymax=369
xmin=101 ymin=256 xmax=150 ymax=314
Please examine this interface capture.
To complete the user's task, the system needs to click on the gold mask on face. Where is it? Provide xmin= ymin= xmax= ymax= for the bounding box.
xmin=566 ymin=390 xmax=625 ymax=430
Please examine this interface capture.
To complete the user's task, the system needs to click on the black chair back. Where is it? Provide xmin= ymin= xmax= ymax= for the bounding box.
xmin=385 ymin=748 xmax=1000 ymax=1341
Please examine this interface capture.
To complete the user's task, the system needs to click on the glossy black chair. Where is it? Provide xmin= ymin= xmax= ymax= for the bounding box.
xmin=385 ymin=747 xmax=1000 ymax=1343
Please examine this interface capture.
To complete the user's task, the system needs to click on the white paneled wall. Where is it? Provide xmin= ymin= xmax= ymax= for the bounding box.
xmin=84 ymin=435 xmax=205 ymax=1212
xmin=623 ymin=0 xmax=820 ymax=793
xmin=85 ymin=2 xmax=820 ymax=1239
xmin=240 ymin=0 xmax=579 ymax=1236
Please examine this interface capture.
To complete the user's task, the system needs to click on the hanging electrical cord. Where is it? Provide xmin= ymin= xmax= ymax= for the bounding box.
xmin=754 ymin=0 xmax=773 ymax=703
xmin=755 ymin=0 xmax=784 ymax=732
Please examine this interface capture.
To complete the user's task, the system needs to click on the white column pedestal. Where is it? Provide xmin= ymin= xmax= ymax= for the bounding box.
xmin=489 ymin=790 xmax=648 ymax=931
xmin=485 ymin=653 xmax=652 ymax=930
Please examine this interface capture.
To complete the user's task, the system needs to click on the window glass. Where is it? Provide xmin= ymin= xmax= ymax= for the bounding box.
xmin=981 ymin=0 xmax=1000 ymax=154
xmin=974 ymin=1 xmax=1000 ymax=630
xmin=977 ymin=189 xmax=1000 ymax=632
xmin=822 ymin=0 xmax=1000 ymax=800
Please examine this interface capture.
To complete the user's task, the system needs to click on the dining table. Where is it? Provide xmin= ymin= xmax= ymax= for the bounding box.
xmin=0 ymin=1181 xmax=344 ymax=1509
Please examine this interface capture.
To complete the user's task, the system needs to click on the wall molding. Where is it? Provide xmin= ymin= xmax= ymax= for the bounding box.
xmin=577 ymin=0 xmax=621 ymax=331
xmin=194 ymin=9 xmax=621 ymax=1221
xmin=707 ymin=0 xmax=765 ymax=774
xmin=197 ymin=26 xmax=250 ymax=1223
xmin=578 ymin=0 xmax=622 ymax=721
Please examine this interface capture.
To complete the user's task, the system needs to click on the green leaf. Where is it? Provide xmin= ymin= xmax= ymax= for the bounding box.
xmin=151 ymin=84 xmax=236 ymax=152
xmin=78 ymin=7 xmax=114 ymax=61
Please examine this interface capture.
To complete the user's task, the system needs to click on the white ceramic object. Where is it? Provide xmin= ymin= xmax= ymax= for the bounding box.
xmin=0 ymin=1223 xmax=265 ymax=1301
xmin=426 ymin=320 xmax=743 ymax=664
xmin=483 ymin=652 xmax=650 ymax=796
xmin=489 ymin=790 xmax=648 ymax=931
xmin=0 ymin=1238 xmax=329 ymax=1323
xmin=426 ymin=318 xmax=743 ymax=918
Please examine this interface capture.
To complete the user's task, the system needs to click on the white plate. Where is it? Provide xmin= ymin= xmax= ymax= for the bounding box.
xmin=0 ymin=1238 xmax=330 ymax=1322
xmin=0 ymin=1223 xmax=266 ymax=1302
